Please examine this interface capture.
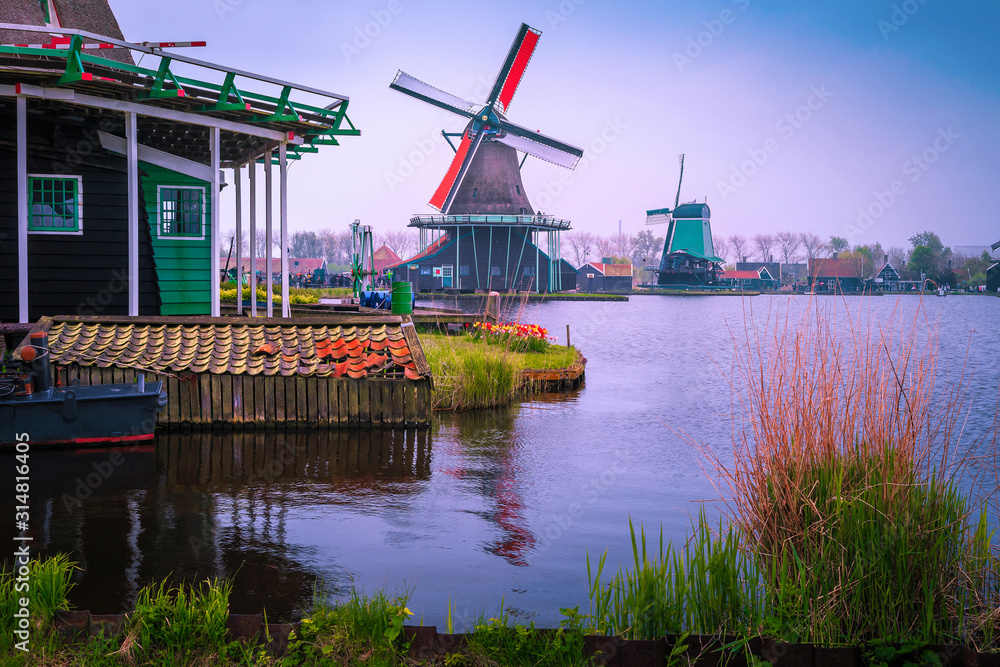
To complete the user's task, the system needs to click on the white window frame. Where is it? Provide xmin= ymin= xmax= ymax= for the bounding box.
xmin=157 ymin=184 xmax=207 ymax=241
xmin=27 ymin=174 xmax=83 ymax=236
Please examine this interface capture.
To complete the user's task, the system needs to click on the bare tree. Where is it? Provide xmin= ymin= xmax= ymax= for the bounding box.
xmin=289 ymin=230 xmax=321 ymax=257
xmin=380 ymin=229 xmax=409 ymax=257
xmin=565 ymin=231 xmax=595 ymax=267
xmin=254 ymin=229 xmax=281 ymax=258
xmin=775 ymin=231 xmax=801 ymax=263
xmin=632 ymin=229 xmax=661 ymax=266
xmin=752 ymin=233 xmax=777 ymax=262
xmin=729 ymin=234 xmax=749 ymax=263
xmin=611 ymin=232 xmax=635 ymax=258
xmin=887 ymin=246 xmax=909 ymax=279
xmin=799 ymin=232 xmax=825 ymax=262
xmin=713 ymin=235 xmax=730 ymax=264
xmin=595 ymin=235 xmax=617 ymax=261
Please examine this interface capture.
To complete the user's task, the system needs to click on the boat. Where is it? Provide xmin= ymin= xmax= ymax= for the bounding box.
xmin=0 ymin=331 xmax=167 ymax=447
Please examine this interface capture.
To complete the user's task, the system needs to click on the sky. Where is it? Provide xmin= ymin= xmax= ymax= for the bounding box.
xmin=110 ymin=0 xmax=1000 ymax=252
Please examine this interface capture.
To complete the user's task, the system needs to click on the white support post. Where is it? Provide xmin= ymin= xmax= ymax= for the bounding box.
xmin=264 ymin=148 xmax=273 ymax=318
xmin=234 ymin=163 xmax=243 ymax=315
xmin=249 ymin=158 xmax=257 ymax=317
xmin=210 ymin=126 xmax=221 ymax=317
xmin=126 ymin=111 xmax=139 ymax=316
xmin=16 ymin=95 xmax=28 ymax=323
xmin=278 ymin=143 xmax=289 ymax=318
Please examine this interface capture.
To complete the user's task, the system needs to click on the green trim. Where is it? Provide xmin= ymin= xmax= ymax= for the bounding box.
xmin=196 ymin=72 xmax=249 ymax=111
xmin=39 ymin=0 xmax=51 ymax=24
xmin=28 ymin=176 xmax=81 ymax=232
xmin=140 ymin=57 xmax=186 ymax=99
xmin=55 ymin=36 xmax=90 ymax=86
xmin=252 ymin=85 xmax=300 ymax=123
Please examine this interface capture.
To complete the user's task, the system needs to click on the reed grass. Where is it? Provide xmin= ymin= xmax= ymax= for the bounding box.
xmin=698 ymin=297 xmax=998 ymax=647
xmin=121 ymin=576 xmax=233 ymax=662
xmin=0 ymin=554 xmax=76 ymax=650
xmin=587 ymin=510 xmax=760 ymax=640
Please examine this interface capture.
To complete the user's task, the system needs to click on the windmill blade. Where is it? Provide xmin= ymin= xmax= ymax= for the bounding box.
xmin=495 ymin=120 xmax=583 ymax=169
xmin=390 ymin=71 xmax=479 ymax=118
xmin=674 ymin=154 xmax=685 ymax=209
xmin=486 ymin=23 xmax=541 ymax=114
xmin=645 ymin=208 xmax=672 ymax=226
xmin=429 ymin=129 xmax=485 ymax=213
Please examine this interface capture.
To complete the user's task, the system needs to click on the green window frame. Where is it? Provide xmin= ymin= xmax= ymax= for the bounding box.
xmin=160 ymin=186 xmax=204 ymax=237
xmin=28 ymin=176 xmax=81 ymax=233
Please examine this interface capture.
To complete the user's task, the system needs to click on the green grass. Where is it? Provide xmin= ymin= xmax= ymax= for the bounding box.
xmin=420 ymin=332 xmax=577 ymax=410
xmin=463 ymin=602 xmax=585 ymax=667
xmin=587 ymin=510 xmax=760 ymax=640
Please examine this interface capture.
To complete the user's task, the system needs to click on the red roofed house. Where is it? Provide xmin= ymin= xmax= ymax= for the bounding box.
xmin=576 ymin=261 xmax=633 ymax=293
xmin=719 ymin=265 xmax=775 ymax=290
xmin=373 ymin=244 xmax=402 ymax=274
xmin=808 ymin=256 xmax=863 ymax=292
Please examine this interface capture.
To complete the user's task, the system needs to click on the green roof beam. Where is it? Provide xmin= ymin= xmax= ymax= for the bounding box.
xmin=251 ymin=85 xmax=301 ymax=123
xmin=196 ymin=71 xmax=250 ymax=111
xmin=55 ymin=36 xmax=92 ymax=86
xmin=139 ymin=56 xmax=186 ymax=99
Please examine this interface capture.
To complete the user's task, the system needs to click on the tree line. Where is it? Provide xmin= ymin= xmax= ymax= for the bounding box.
xmin=220 ymin=225 xmax=994 ymax=287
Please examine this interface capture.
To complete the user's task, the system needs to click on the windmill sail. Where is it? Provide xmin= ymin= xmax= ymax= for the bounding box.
xmin=494 ymin=126 xmax=582 ymax=169
xmin=390 ymin=71 xmax=478 ymax=117
xmin=429 ymin=130 xmax=485 ymax=213
xmin=487 ymin=23 xmax=542 ymax=114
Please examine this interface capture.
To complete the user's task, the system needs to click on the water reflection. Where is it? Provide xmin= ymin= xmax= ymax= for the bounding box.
xmin=0 ymin=429 xmax=432 ymax=619
xmin=437 ymin=409 xmax=536 ymax=566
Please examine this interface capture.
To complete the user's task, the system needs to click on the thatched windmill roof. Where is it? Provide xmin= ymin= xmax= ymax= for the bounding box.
xmin=1 ymin=0 xmax=134 ymax=65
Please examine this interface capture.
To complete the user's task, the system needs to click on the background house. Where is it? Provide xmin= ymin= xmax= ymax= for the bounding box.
xmin=576 ymin=261 xmax=633 ymax=293
xmin=808 ymin=256 xmax=864 ymax=291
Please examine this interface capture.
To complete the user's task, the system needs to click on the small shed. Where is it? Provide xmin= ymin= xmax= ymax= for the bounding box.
xmin=719 ymin=266 xmax=774 ymax=290
xmin=577 ymin=262 xmax=633 ymax=293
xmin=808 ymin=257 xmax=863 ymax=292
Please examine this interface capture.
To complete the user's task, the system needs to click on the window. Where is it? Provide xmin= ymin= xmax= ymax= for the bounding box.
xmin=516 ymin=185 xmax=520 ymax=195
xmin=472 ymin=188 xmax=478 ymax=198
xmin=490 ymin=266 xmax=501 ymax=276
xmin=523 ymin=266 xmax=535 ymax=276
xmin=29 ymin=176 xmax=81 ymax=233
xmin=459 ymin=265 xmax=470 ymax=276
xmin=160 ymin=187 xmax=204 ymax=236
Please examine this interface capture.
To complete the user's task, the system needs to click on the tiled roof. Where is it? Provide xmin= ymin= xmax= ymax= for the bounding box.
xmin=720 ymin=270 xmax=761 ymax=280
xmin=373 ymin=245 xmax=402 ymax=273
xmin=41 ymin=319 xmax=428 ymax=380
xmin=809 ymin=257 xmax=862 ymax=278
xmin=602 ymin=264 xmax=634 ymax=277
xmin=387 ymin=235 xmax=450 ymax=269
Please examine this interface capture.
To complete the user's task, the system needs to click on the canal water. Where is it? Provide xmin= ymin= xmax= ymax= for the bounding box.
xmin=2 ymin=295 xmax=998 ymax=628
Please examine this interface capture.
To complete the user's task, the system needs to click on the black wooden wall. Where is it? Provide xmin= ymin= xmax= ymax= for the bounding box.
xmin=395 ymin=225 xmax=559 ymax=293
xmin=0 ymin=108 xmax=159 ymax=321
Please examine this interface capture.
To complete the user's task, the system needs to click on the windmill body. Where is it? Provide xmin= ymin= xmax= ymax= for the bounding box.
xmin=646 ymin=155 xmax=722 ymax=286
xmin=385 ymin=24 xmax=582 ymax=294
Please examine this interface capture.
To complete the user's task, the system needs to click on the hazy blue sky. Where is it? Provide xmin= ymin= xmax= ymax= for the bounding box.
xmin=112 ymin=0 xmax=1000 ymax=250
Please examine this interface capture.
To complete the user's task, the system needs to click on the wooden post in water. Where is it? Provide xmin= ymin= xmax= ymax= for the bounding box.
xmin=566 ymin=324 xmax=571 ymax=348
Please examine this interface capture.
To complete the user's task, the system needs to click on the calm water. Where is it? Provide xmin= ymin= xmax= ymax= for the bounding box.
xmin=3 ymin=295 xmax=998 ymax=628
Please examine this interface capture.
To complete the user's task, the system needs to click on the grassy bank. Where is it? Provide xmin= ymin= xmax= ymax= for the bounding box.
xmin=419 ymin=330 xmax=577 ymax=410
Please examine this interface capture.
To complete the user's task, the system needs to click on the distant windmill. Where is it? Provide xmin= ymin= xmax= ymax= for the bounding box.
xmin=644 ymin=155 xmax=721 ymax=286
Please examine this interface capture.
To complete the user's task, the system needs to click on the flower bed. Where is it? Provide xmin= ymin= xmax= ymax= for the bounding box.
xmin=471 ymin=321 xmax=554 ymax=353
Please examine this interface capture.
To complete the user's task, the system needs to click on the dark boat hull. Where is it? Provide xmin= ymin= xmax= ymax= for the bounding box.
xmin=0 ymin=382 xmax=166 ymax=448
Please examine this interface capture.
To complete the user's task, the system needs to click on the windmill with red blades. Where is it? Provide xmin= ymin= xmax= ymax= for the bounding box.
xmin=386 ymin=23 xmax=583 ymax=294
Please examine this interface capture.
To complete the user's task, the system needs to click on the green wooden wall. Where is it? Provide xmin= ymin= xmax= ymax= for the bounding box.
xmin=142 ymin=164 xmax=212 ymax=315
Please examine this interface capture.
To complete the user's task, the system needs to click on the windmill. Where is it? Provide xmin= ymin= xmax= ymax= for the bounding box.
xmin=386 ymin=23 xmax=582 ymax=294
xmin=644 ymin=155 xmax=721 ymax=286
xmin=390 ymin=23 xmax=583 ymax=214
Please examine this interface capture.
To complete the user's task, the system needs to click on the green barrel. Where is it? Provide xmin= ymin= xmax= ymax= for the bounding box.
xmin=391 ymin=281 xmax=413 ymax=314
